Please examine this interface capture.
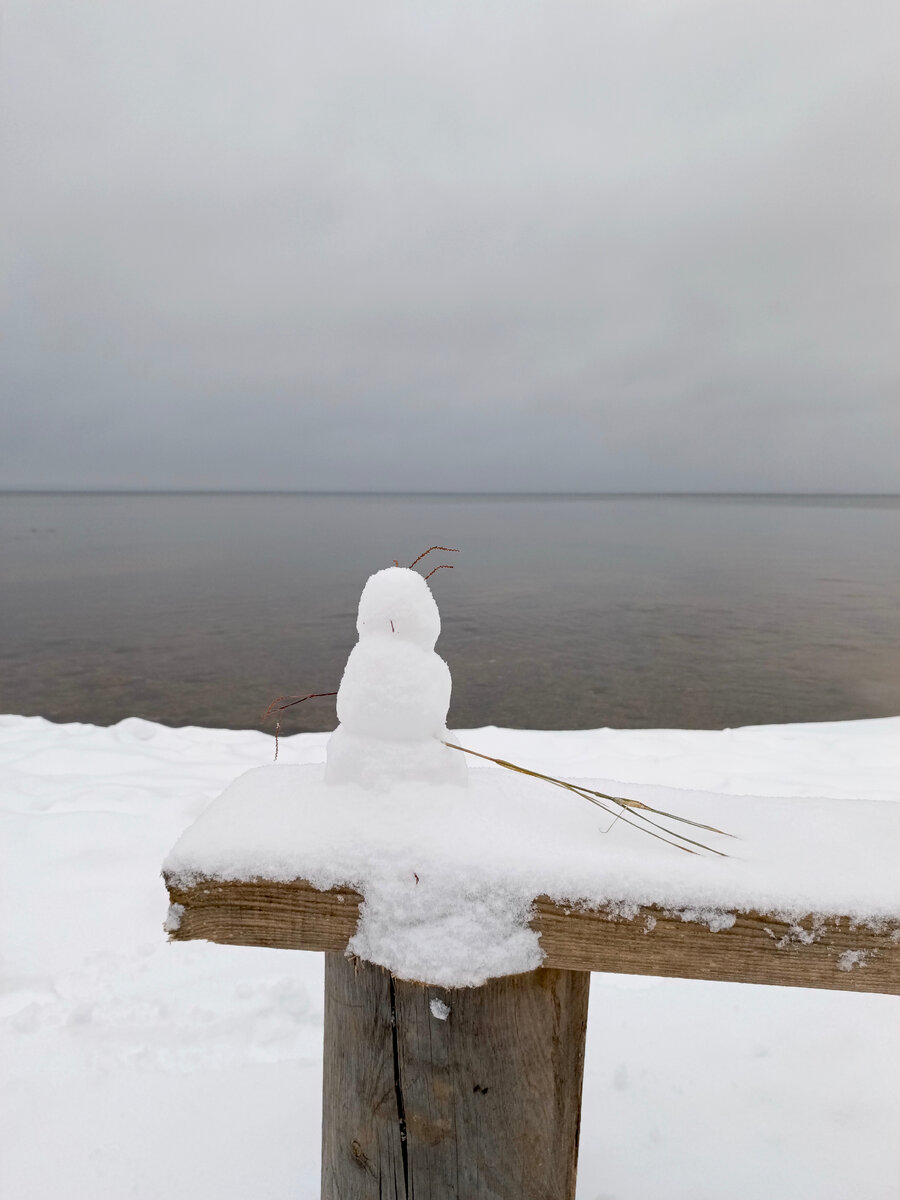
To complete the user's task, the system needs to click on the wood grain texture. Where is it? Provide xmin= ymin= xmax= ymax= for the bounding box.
xmin=321 ymin=953 xmax=590 ymax=1200
xmin=531 ymin=899 xmax=900 ymax=993
xmin=163 ymin=875 xmax=900 ymax=994
xmin=165 ymin=877 xmax=361 ymax=953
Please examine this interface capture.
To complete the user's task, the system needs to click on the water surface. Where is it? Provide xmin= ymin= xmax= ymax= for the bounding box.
xmin=2 ymin=492 xmax=898 ymax=732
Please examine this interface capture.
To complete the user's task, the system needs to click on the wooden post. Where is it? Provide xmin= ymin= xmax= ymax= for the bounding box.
xmin=321 ymin=953 xmax=591 ymax=1200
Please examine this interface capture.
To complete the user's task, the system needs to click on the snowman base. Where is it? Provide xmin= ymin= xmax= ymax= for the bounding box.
xmin=321 ymin=951 xmax=590 ymax=1200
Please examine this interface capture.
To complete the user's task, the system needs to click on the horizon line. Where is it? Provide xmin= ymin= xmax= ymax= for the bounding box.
xmin=1 ymin=488 xmax=899 ymax=499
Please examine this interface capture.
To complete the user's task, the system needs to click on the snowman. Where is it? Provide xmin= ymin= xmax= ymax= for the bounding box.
xmin=325 ymin=566 xmax=468 ymax=790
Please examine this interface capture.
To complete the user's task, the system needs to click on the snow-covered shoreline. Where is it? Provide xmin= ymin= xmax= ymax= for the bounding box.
xmin=2 ymin=713 xmax=898 ymax=1198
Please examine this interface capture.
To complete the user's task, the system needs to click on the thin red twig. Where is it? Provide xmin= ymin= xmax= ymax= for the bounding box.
xmin=408 ymin=545 xmax=459 ymax=569
xmin=424 ymin=564 xmax=454 ymax=580
xmin=261 ymin=691 xmax=338 ymax=722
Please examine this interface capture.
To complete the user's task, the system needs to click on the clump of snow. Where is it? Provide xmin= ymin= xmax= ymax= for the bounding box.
xmin=673 ymin=908 xmax=737 ymax=933
xmin=602 ymin=900 xmax=642 ymax=922
xmin=163 ymin=902 xmax=184 ymax=933
xmin=325 ymin=567 xmax=466 ymax=790
xmin=837 ymin=950 xmax=870 ymax=971
xmin=429 ymin=998 xmax=451 ymax=1021
xmin=764 ymin=916 xmax=828 ymax=950
xmin=346 ymin=867 xmax=542 ymax=987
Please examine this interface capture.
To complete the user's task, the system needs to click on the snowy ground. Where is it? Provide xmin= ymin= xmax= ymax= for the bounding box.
xmin=1 ymin=713 xmax=898 ymax=1199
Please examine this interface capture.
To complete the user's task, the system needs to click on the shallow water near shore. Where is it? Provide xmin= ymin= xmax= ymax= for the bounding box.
xmin=2 ymin=491 xmax=899 ymax=732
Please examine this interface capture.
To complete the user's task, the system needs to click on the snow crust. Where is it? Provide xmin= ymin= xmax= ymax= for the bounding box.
xmin=837 ymin=949 xmax=870 ymax=971
xmin=2 ymin=712 xmax=899 ymax=1200
xmin=430 ymin=998 xmax=450 ymax=1021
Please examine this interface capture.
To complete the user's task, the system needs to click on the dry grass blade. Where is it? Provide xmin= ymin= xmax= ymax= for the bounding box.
xmin=572 ymin=785 xmax=735 ymax=838
xmin=442 ymin=741 xmax=731 ymax=857
xmin=563 ymin=781 xmax=730 ymax=856
xmin=499 ymin=759 xmax=701 ymax=855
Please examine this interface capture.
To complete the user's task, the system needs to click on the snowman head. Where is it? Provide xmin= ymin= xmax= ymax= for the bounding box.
xmin=356 ymin=566 xmax=441 ymax=650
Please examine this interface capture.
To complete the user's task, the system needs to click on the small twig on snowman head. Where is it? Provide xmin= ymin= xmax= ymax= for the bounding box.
xmin=424 ymin=563 xmax=454 ymax=581
xmin=408 ymin=545 xmax=459 ymax=570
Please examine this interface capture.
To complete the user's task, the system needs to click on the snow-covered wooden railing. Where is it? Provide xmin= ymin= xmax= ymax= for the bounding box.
xmin=163 ymin=566 xmax=899 ymax=1199
xmin=164 ymin=875 xmax=900 ymax=995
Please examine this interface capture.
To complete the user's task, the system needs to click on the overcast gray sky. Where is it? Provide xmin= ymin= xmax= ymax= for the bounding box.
xmin=2 ymin=0 xmax=898 ymax=491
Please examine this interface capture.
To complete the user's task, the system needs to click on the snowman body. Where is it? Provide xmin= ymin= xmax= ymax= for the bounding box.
xmin=325 ymin=567 xmax=468 ymax=790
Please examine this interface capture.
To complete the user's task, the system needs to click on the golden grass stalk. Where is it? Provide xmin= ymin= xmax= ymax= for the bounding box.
xmin=442 ymin=741 xmax=733 ymax=856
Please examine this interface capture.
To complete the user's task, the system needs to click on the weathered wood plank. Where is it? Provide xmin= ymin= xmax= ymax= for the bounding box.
xmin=531 ymin=899 xmax=900 ymax=993
xmin=163 ymin=875 xmax=900 ymax=994
xmin=321 ymin=953 xmax=590 ymax=1200
xmin=165 ymin=877 xmax=362 ymax=953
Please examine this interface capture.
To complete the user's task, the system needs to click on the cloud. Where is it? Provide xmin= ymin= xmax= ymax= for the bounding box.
xmin=2 ymin=0 xmax=898 ymax=490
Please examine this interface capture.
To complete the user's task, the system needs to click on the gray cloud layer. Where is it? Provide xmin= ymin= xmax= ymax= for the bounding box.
xmin=2 ymin=0 xmax=898 ymax=490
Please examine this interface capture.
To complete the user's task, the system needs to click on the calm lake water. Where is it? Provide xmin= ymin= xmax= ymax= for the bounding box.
xmin=2 ymin=492 xmax=899 ymax=732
